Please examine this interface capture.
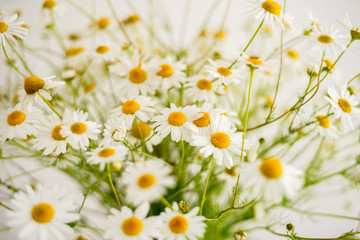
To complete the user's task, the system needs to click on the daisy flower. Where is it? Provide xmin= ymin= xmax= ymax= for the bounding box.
xmin=192 ymin=103 xmax=225 ymax=135
xmin=111 ymin=96 xmax=156 ymax=129
xmin=128 ymin=121 xmax=161 ymax=152
xmin=32 ymin=115 xmax=68 ymax=155
xmin=241 ymin=157 xmax=303 ymax=203
xmin=237 ymin=52 xmax=269 ymax=71
xmin=156 ymin=56 xmax=187 ymax=91
xmin=191 ymin=115 xmax=250 ymax=169
xmin=338 ymin=14 xmax=360 ymax=47
xmin=0 ymin=11 xmax=28 ymax=46
xmin=309 ymin=25 xmax=344 ymax=57
xmin=6 ymin=185 xmax=79 ymax=240
xmin=247 ymin=0 xmax=294 ymax=29
xmin=21 ymin=75 xmax=64 ymax=111
xmin=314 ymin=114 xmax=338 ymax=140
xmin=101 ymin=117 xmax=127 ymax=146
xmin=122 ymin=159 xmax=175 ymax=206
xmin=325 ymin=79 xmax=360 ymax=130
xmin=89 ymin=44 xmax=116 ymax=63
xmin=0 ymin=103 xmax=40 ymax=141
xmin=184 ymin=75 xmax=219 ymax=103
xmin=158 ymin=202 xmax=206 ymax=240
xmin=204 ymin=59 xmax=240 ymax=86
xmin=153 ymin=104 xmax=201 ymax=142
xmin=60 ymin=109 xmax=101 ymax=150
xmin=87 ymin=145 xmax=128 ymax=170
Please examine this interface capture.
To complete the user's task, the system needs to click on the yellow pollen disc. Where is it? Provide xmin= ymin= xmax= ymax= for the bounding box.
xmin=84 ymin=83 xmax=96 ymax=94
xmin=157 ymin=64 xmax=174 ymax=78
xmin=129 ymin=67 xmax=147 ymax=84
xmin=317 ymin=34 xmax=333 ymax=44
xmin=168 ymin=111 xmax=187 ymax=126
xmin=122 ymin=100 xmax=140 ymax=114
xmin=287 ymin=50 xmax=299 ymax=60
xmin=52 ymin=124 xmax=67 ymax=140
xmin=71 ymin=122 xmax=87 ymax=134
xmin=259 ymin=157 xmax=283 ymax=179
xmin=66 ymin=47 xmax=84 ymax=56
xmin=224 ymin=167 xmax=237 ymax=177
xmin=211 ymin=132 xmax=230 ymax=149
xmin=7 ymin=111 xmax=26 ymax=126
xmin=96 ymin=45 xmax=109 ymax=54
xmin=217 ymin=67 xmax=232 ymax=77
xmin=97 ymin=17 xmax=110 ymax=29
xmin=31 ymin=203 xmax=55 ymax=224
xmin=121 ymin=217 xmax=143 ymax=236
xmin=98 ymin=148 xmax=115 ymax=158
xmin=262 ymin=0 xmax=282 ymax=16
xmin=122 ymin=14 xmax=140 ymax=25
xmin=324 ymin=59 xmax=335 ymax=69
xmin=24 ymin=76 xmax=45 ymax=95
xmin=338 ymin=98 xmax=352 ymax=113
xmin=0 ymin=21 xmax=8 ymax=33
xmin=315 ymin=115 xmax=330 ymax=128
xmin=169 ymin=215 xmax=189 ymax=234
xmin=137 ymin=173 xmax=156 ymax=189
xmin=131 ymin=122 xmax=151 ymax=139
xmin=43 ymin=0 xmax=57 ymax=9
xmin=193 ymin=112 xmax=210 ymax=127
xmin=246 ymin=57 xmax=263 ymax=66
xmin=214 ymin=30 xmax=225 ymax=39
xmin=196 ymin=79 xmax=212 ymax=91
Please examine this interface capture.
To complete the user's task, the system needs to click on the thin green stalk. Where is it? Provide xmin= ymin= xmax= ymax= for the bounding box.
xmin=200 ymin=156 xmax=215 ymax=215
xmin=40 ymin=95 xmax=62 ymax=119
xmin=107 ymin=163 xmax=122 ymax=208
xmin=177 ymin=140 xmax=186 ymax=185
xmin=6 ymin=37 xmax=34 ymax=75
xmin=2 ymin=44 xmax=26 ymax=77
xmin=347 ymin=72 xmax=360 ymax=85
xmin=160 ymin=196 xmax=173 ymax=209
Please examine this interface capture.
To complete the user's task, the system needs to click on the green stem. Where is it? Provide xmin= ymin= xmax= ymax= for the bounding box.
xmin=200 ymin=156 xmax=215 ymax=216
xmin=160 ymin=196 xmax=173 ymax=209
xmin=6 ymin=37 xmax=34 ymax=75
xmin=347 ymin=72 xmax=360 ymax=85
xmin=40 ymin=94 xmax=62 ymax=119
xmin=2 ymin=44 xmax=26 ymax=77
xmin=107 ymin=162 xmax=122 ymax=208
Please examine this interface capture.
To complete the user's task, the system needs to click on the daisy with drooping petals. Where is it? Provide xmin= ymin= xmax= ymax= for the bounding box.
xmin=313 ymin=114 xmax=338 ymax=140
xmin=128 ymin=122 xmax=161 ymax=152
xmin=153 ymin=104 xmax=202 ymax=142
xmin=184 ymin=75 xmax=219 ymax=103
xmin=325 ymin=79 xmax=360 ymax=130
xmin=204 ymin=59 xmax=240 ymax=86
xmin=87 ymin=145 xmax=128 ymax=170
xmin=6 ymin=185 xmax=79 ymax=240
xmin=191 ymin=115 xmax=250 ymax=169
xmin=111 ymin=96 xmax=156 ymax=129
xmin=241 ymin=157 xmax=303 ymax=203
xmin=104 ymin=201 xmax=159 ymax=240
xmin=158 ymin=202 xmax=206 ymax=240
xmin=156 ymin=56 xmax=187 ymax=91
xmin=247 ymin=0 xmax=294 ymax=29
xmin=60 ymin=109 xmax=101 ymax=150
xmin=338 ymin=14 xmax=360 ymax=47
xmin=0 ymin=11 xmax=28 ymax=46
xmin=122 ymin=159 xmax=175 ymax=206
xmin=309 ymin=25 xmax=344 ymax=57
xmin=101 ymin=117 xmax=127 ymax=146
xmin=0 ymin=103 xmax=40 ymax=141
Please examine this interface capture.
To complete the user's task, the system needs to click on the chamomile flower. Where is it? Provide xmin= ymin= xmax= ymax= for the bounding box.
xmin=122 ymin=159 xmax=175 ymax=206
xmin=87 ymin=145 xmax=128 ymax=170
xmin=101 ymin=117 xmax=127 ymax=146
xmin=104 ymin=202 xmax=159 ymax=240
xmin=338 ymin=14 xmax=360 ymax=47
xmin=325 ymin=80 xmax=360 ymax=130
xmin=241 ymin=157 xmax=303 ymax=203
xmin=111 ymin=96 xmax=156 ymax=129
xmin=21 ymin=75 xmax=64 ymax=111
xmin=192 ymin=103 xmax=225 ymax=135
xmin=313 ymin=114 xmax=338 ymax=140
xmin=247 ymin=0 xmax=294 ymax=29
xmin=156 ymin=57 xmax=186 ymax=91
xmin=128 ymin=122 xmax=161 ymax=152
xmin=89 ymin=44 xmax=116 ymax=63
xmin=32 ymin=115 xmax=68 ymax=155
xmin=153 ymin=104 xmax=202 ymax=142
xmin=184 ymin=75 xmax=218 ymax=103
xmin=158 ymin=202 xmax=206 ymax=240
xmin=60 ymin=109 xmax=101 ymax=150
xmin=0 ymin=11 xmax=28 ymax=46
xmin=238 ymin=53 xmax=267 ymax=70
xmin=0 ymin=104 xmax=40 ymax=141
xmin=309 ymin=25 xmax=344 ymax=57
xmin=6 ymin=185 xmax=79 ymax=240
xmin=204 ymin=59 xmax=240 ymax=86
xmin=191 ymin=115 xmax=250 ymax=169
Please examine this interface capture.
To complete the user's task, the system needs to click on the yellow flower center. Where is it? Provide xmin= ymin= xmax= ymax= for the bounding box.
xmin=217 ymin=67 xmax=232 ymax=77
xmin=122 ymin=14 xmax=140 ymax=25
xmin=71 ymin=122 xmax=87 ymax=134
xmin=287 ymin=50 xmax=299 ymax=60
xmin=168 ymin=111 xmax=187 ymax=126
xmin=98 ymin=148 xmax=115 ymax=158
xmin=157 ymin=64 xmax=174 ymax=78
xmin=196 ymin=79 xmax=212 ymax=91
xmin=122 ymin=100 xmax=140 ymax=114
xmin=96 ymin=45 xmax=110 ymax=54
xmin=31 ymin=203 xmax=55 ymax=224
xmin=214 ymin=30 xmax=225 ymax=39
xmin=98 ymin=17 xmax=110 ymax=29
xmin=129 ymin=67 xmax=147 ymax=84
xmin=7 ymin=111 xmax=26 ymax=126
xmin=224 ymin=167 xmax=237 ymax=176
xmin=338 ymin=98 xmax=352 ymax=113
xmin=262 ymin=0 xmax=281 ymax=16
xmin=259 ymin=157 xmax=283 ymax=179
xmin=52 ymin=124 xmax=67 ymax=140
xmin=193 ymin=112 xmax=210 ymax=127
xmin=137 ymin=173 xmax=156 ymax=189
xmin=324 ymin=59 xmax=334 ymax=69
xmin=24 ymin=76 xmax=45 ymax=95
xmin=84 ymin=83 xmax=96 ymax=94
xmin=131 ymin=122 xmax=151 ymax=139
xmin=315 ymin=115 xmax=330 ymax=129
xmin=0 ymin=21 xmax=8 ymax=33
xmin=246 ymin=57 xmax=263 ymax=66
xmin=43 ymin=0 xmax=57 ymax=9
xmin=121 ymin=217 xmax=143 ymax=236
xmin=211 ymin=132 xmax=230 ymax=149
xmin=66 ymin=47 xmax=84 ymax=56
xmin=317 ymin=34 xmax=333 ymax=44
xmin=169 ymin=215 xmax=189 ymax=234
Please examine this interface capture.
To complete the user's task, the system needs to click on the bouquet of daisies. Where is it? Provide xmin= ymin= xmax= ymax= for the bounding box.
xmin=1 ymin=0 xmax=360 ymax=239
